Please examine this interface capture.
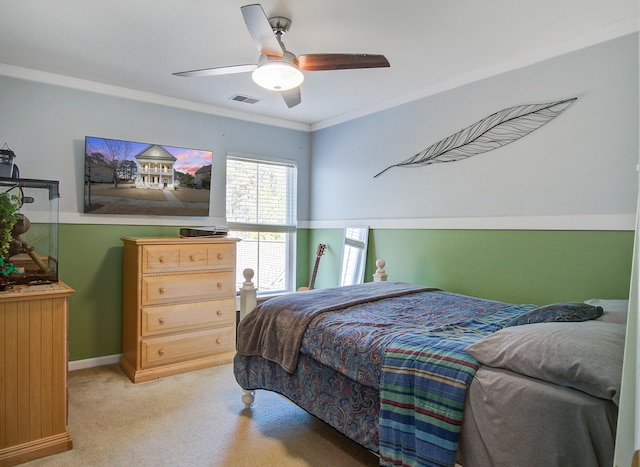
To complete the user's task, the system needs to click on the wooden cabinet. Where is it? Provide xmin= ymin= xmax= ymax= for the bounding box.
xmin=120 ymin=237 xmax=239 ymax=383
xmin=0 ymin=282 xmax=74 ymax=466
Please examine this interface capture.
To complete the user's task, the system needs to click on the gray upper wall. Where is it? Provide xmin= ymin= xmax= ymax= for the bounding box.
xmin=310 ymin=33 xmax=638 ymax=228
xmin=0 ymin=76 xmax=312 ymax=224
xmin=0 ymin=34 xmax=636 ymax=229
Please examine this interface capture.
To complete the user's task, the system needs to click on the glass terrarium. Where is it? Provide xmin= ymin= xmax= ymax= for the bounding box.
xmin=0 ymin=177 xmax=59 ymax=285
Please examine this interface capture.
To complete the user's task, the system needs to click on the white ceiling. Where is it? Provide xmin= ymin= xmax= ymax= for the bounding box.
xmin=0 ymin=1 xmax=637 ymax=130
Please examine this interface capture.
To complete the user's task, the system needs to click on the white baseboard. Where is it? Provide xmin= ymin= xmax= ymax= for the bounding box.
xmin=69 ymin=354 xmax=121 ymax=372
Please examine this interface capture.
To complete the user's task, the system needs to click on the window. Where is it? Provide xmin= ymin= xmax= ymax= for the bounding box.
xmin=226 ymin=155 xmax=297 ymax=294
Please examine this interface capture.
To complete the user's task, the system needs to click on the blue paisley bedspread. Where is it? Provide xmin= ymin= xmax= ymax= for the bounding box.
xmin=236 ymin=288 xmax=535 ymax=466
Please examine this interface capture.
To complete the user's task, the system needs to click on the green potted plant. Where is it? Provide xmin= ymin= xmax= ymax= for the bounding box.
xmin=0 ymin=192 xmax=20 ymax=286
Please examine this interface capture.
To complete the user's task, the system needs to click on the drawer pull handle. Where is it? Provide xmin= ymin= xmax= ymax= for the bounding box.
xmin=158 ymin=349 xmax=165 ymax=356
xmin=190 ymin=255 xmax=195 ymax=261
xmin=159 ymin=318 xmax=165 ymax=325
xmin=159 ymin=287 xmax=165 ymax=294
xmin=217 ymin=282 xmax=222 ymax=289
xmin=217 ymin=253 xmax=223 ymax=260
xmin=216 ymin=310 xmax=222 ymax=316
xmin=216 ymin=338 xmax=222 ymax=344
xmin=159 ymin=256 xmax=165 ymax=263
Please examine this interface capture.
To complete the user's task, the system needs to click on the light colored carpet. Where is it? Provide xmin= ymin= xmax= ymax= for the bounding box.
xmin=23 ymin=363 xmax=379 ymax=467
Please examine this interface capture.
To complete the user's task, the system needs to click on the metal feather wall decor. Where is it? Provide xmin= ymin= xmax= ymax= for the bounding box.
xmin=373 ymin=97 xmax=577 ymax=178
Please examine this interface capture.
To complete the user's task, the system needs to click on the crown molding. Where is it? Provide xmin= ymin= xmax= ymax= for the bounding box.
xmin=0 ymin=63 xmax=311 ymax=132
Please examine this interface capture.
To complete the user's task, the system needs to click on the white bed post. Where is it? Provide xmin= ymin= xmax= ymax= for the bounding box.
xmin=238 ymin=268 xmax=257 ymax=408
xmin=373 ymin=258 xmax=388 ymax=282
xmin=239 ymin=268 xmax=257 ymax=322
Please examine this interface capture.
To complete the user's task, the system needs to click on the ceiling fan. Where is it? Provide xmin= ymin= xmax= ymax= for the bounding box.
xmin=173 ymin=3 xmax=390 ymax=108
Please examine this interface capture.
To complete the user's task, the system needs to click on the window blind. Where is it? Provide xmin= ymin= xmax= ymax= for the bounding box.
xmin=226 ymin=156 xmax=296 ymax=230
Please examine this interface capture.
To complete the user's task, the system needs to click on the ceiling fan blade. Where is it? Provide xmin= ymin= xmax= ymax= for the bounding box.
xmin=296 ymin=54 xmax=390 ymax=71
xmin=281 ymin=87 xmax=301 ymax=108
xmin=173 ymin=64 xmax=257 ymax=77
xmin=241 ymin=4 xmax=283 ymax=57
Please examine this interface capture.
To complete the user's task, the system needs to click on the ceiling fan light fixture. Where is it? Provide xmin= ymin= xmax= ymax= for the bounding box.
xmin=174 ymin=4 xmax=390 ymax=108
xmin=252 ymin=61 xmax=304 ymax=91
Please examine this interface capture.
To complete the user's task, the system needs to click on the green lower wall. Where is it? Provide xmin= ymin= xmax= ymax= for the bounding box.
xmin=60 ymin=225 xmax=633 ymax=362
xmin=305 ymin=228 xmax=634 ymax=304
xmin=59 ymin=224 xmax=181 ymax=362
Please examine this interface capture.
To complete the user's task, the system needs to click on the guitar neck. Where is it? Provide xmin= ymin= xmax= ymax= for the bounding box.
xmin=307 ymin=243 xmax=326 ymax=290
xmin=308 ymin=256 xmax=322 ymax=290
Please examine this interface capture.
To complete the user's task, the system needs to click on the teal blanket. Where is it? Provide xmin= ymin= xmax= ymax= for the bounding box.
xmin=379 ymin=304 xmax=534 ymax=467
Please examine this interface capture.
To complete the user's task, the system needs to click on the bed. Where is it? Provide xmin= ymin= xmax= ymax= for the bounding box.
xmin=233 ymin=263 xmax=626 ymax=467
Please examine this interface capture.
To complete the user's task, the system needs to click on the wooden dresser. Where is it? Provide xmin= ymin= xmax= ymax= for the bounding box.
xmin=120 ymin=236 xmax=239 ymax=383
xmin=0 ymin=282 xmax=74 ymax=467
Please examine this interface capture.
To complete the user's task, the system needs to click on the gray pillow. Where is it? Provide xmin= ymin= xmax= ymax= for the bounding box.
xmin=504 ymin=302 xmax=603 ymax=327
xmin=466 ymin=321 xmax=625 ymax=405
xmin=585 ymin=299 xmax=628 ymax=324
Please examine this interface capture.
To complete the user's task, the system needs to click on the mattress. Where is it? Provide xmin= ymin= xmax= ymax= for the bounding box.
xmin=458 ymin=366 xmax=618 ymax=467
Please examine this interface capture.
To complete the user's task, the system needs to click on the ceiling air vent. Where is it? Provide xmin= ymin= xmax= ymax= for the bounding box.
xmin=230 ymin=94 xmax=261 ymax=105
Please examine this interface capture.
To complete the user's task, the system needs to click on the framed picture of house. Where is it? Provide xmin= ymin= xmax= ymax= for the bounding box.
xmin=84 ymin=136 xmax=213 ymax=217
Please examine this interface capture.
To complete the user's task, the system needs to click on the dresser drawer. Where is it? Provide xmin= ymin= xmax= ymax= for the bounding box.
xmin=206 ymin=243 xmax=236 ymax=269
xmin=143 ymin=244 xmax=236 ymax=273
xmin=141 ymin=327 xmax=234 ymax=367
xmin=180 ymin=247 xmax=208 ymax=268
xmin=141 ymin=271 xmax=235 ymax=305
xmin=142 ymin=298 xmax=236 ymax=336
xmin=143 ymin=246 xmax=180 ymax=272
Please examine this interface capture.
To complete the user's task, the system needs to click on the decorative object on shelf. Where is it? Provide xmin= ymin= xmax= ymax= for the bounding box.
xmin=0 ymin=257 xmax=18 ymax=288
xmin=0 ymin=143 xmax=19 ymax=179
xmin=0 ymin=178 xmax=60 ymax=285
xmin=179 ymin=226 xmax=229 ymax=237
xmin=0 ymin=191 xmax=19 ymax=255
xmin=374 ymin=97 xmax=577 ymax=178
xmin=0 ymin=191 xmax=20 ymax=288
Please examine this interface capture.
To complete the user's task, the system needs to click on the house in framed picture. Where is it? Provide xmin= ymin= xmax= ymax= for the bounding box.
xmin=194 ymin=164 xmax=211 ymax=188
xmin=0 ymin=1 xmax=638 ymax=466
xmin=85 ymin=156 xmax=114 ymax=183
xmin=134 ymin=144 xmax=177 ymax=190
